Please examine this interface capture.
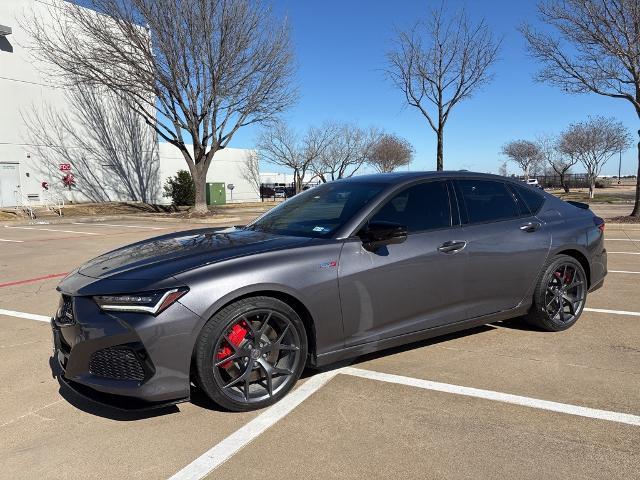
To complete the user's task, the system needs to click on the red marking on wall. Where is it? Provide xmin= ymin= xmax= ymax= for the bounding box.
xmin=0 ymin=272 xmax=69 ymax=289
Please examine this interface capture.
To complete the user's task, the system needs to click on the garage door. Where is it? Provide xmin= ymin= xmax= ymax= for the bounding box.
xmin=0 ymin=162 xmax=20 ymax=207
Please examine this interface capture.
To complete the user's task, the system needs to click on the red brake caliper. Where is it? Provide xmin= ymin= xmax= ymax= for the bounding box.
xmin=217 ymin=322 xmax=248 ymax=369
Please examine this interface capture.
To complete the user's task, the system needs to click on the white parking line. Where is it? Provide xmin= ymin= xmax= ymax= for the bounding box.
xmin=169 ymin=365 xmax=640 ymax=480
xmin=342 ymin=367 xmax=640 ymax=426
xmin=0 ymin=309 xmax=50 ymax=322
xmin=3 ymin=226 xmax=100 ymax=235
xmin=169 ymin=369 xmax=343 ymax=480
xmin=606 ymin=238 xmax=640 ymax=241
xmin=584 ymin=307 xmax=640 ymax=317
xmin=0 ymin=238 xmax=23 ymax=243
xmin=608 ymin=251 xmax=640 ymax=255
xmin=609 ymin=270 xmax=640 ymax=274
xmin=71 ymin=222 xmax=167 ymax=230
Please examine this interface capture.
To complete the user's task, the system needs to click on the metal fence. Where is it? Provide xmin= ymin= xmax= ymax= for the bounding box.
xmin=521 ymin=173 xmax=636 ymax=189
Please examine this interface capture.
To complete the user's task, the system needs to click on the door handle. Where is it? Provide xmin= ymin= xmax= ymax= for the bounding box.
xmin=438 ymin=240 xmax=467 ymax=253
xmin=520 ymin=222 xmax=541 ymax=232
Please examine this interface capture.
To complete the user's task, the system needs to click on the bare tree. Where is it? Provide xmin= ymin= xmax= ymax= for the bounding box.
xmin=24 ymin=0 xmax=296 ymax=213
xmin=502 ymin=140 xmax=542 ymax=180
xmin=313 ymin=123 xmax=381 ymax=182
xmin=240 ymin=151 xmax=262 ymax=197
xmin=498 ymin=161 xmax=508 ymax=177
xmin=257 ymin=122 xmax=333 ymax=193
xmin=558 ymin=117 xmax=629 ymax=198
xmin=538 ymin=134 xmax=577 ymax=193
xmin=521 ymin=0 xmax=640 ymax=216
xmin=386 ymin=2 xmax=500 ymax=171
xmin=22 ymin=86 xmax=160 ymax=203
xmin=368 ymin=134 xmax=414 ymax=173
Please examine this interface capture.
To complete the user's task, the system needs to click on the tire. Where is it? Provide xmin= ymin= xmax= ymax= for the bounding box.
xmin=525 ymin=254 xmax=588 ymax=332
xmin=193 ymin=296 xmax=308 ymax=411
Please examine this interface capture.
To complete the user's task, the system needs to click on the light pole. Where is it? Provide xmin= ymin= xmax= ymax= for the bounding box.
xmin=618 ymin=148 xmax=622 ymax=185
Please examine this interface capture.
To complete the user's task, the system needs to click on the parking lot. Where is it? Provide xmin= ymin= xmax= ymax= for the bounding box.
xmin=0 ymin=219 xmax=639 ymax=479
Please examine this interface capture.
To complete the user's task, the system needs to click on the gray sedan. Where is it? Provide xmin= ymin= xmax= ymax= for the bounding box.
xmin=51 ymin=171 xmax=606 ymax=411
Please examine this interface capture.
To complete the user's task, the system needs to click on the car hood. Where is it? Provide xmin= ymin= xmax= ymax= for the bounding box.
xmin=76 ymin=227 xmax=312 ymax=280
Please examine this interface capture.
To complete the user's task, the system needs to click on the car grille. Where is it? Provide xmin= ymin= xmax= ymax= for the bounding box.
xmin=89 ymin=347 xmax=146 ymax=382
xmin=57 ymin=295 xmax=74 ymax=325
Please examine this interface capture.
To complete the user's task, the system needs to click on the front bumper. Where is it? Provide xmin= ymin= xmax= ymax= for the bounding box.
xmin=51 ymin=294 xmax=202 ymax=408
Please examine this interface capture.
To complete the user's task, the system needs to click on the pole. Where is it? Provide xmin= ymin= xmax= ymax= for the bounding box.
xmin=618 ymin=149 xmax=622 ymax=185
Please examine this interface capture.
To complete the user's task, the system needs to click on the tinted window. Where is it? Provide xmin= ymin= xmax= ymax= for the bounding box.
xmin=457 ymin=179 xmax=520 ymax=224
xmin=249 ymin=182 xmax=385 ymax=238
xmin=370 ymin=181 xmax=451 ymax=232
xmin=511 ymin=184 xmax=545 ymax=214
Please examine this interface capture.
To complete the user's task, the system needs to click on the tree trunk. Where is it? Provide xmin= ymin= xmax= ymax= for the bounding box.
xmin=436 ymin=128 xmax=444 ymax=171
xmin=631 ymin=134 xmax=640 ymax=217
xmin=589 ymin=177 xmax=595 ymax=199
xmin=192 ymin=168 xmax=208 ymax=214
xmin=560 ymin=172 xmax=569 ymax=193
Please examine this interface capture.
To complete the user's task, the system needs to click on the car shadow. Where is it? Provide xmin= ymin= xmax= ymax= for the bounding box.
xmin=491 ymin=316 xmax=547 ymax=332
xmin=347 ymin=324 xmax=498 ymax=367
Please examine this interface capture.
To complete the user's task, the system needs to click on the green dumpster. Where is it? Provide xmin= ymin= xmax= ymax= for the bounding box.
xmin=206 ymin=182 xmax=226 ymax=205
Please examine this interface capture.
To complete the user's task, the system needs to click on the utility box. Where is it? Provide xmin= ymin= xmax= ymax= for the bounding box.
xmin=206 ymin=182 xmax=226 ymax=205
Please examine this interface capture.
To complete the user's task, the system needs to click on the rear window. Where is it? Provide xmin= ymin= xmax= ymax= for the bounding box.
xmin=457 ymin=179 xmax=520 ymax=224
xmin=511 ymin=184 xmax=545 ymax=214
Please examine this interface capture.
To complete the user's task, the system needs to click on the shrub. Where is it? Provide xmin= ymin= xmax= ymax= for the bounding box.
xmin=163 ymin=170 xmax=195 ymax=206
xmin=595 ymin=178 xmax=612 ymax=189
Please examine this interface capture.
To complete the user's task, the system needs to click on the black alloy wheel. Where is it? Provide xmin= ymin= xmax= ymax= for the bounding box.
xmin=544 ymin=262 xmax=586 ymax=324
xmin=194 ymin=296 xmax=307 ymax=411
xmin=526 ymin=255 xmax=587 ymax=331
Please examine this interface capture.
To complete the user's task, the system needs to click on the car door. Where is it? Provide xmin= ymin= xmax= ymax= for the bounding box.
xmin=453 ymin=178 xmax=551 ymax=318
xmin=338 ymin=180 xmax=470 ymax=347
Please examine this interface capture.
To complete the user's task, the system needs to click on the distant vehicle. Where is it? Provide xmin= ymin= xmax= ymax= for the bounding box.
xmin=51 ymin=171 xmax=606 ymax=411
xmin=274 ymin=187 xmax=287 ymax=198
xmin=525 ymin=178 xmax=544 ymax=190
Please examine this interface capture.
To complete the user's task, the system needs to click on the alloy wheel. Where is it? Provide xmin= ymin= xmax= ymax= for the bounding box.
xmin=544 ymin=262 xmax=586 ymax=324
xmin=212 ymin=309 xmax=302 ymax=404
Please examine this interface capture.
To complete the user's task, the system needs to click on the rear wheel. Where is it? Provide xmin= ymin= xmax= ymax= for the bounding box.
xmin=194 ymin=296 xmax=307 ymax=411
xmin=525 ymin=255 xmax=587 ymax=331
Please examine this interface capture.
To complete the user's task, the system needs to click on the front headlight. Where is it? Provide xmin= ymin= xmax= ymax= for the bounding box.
xmin=93 ymin=288 xmax=188 ymax=315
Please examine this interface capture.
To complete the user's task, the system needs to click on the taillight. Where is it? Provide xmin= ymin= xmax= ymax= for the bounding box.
xmin=594 ymin=216 xmax=605 ymax=234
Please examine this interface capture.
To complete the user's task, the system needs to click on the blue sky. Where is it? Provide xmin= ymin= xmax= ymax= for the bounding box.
xmin=225 ymin=0 xmax=638 ymax=176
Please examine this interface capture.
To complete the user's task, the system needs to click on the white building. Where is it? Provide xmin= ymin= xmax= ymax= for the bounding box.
xmin=159 ymin=144 xmax=259 ymax=204
xmin=0 ymin=0 xmax=258 ymax=208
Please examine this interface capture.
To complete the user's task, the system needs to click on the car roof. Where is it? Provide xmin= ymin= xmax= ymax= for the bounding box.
xmin=336 ymin=171 xmax=518 ymax=185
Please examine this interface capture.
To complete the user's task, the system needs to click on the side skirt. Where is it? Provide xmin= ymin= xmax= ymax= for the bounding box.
xmin=313 ymin=303 xmax=530 ymax=368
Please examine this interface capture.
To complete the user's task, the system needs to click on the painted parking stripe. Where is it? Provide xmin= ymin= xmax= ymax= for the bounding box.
xmin=584 ymin=307 xmax=640 ymax=317
xmin=0 ymin=309 xmax=50 ymax=322
xmin=0 ymin=238 xmax=23 ymax=243
xmin=71 ymin=222 xmax=168 ymax=230
xmin=608 ymin=251 xmax=640 ymax=255
xmin=169 ymin=368 xmax=343 ymax=480
xmin=609 ymin=270 xmax=640 ymax=274
xmin=4 ymin=225 xmax=101 ymax=235
xmin=342 ymin=367 xmax=640 ymax=426
xmin=170 ymin=366 xmax=640 ymax=480
xmin=605 ymin=238 xmax=640 ymax=241
xmin=0 ymin=272 xmax=69 ymax=289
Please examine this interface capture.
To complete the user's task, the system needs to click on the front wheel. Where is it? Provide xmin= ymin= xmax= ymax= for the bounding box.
xmin=194 ymin=296 xmax=307 ymax=411
xmin=525 ymin=255 xmax=588 ymax=331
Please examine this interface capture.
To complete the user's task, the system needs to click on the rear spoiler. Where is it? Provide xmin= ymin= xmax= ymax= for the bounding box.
xmin=567 ymin=200 xmax=590 ymax=210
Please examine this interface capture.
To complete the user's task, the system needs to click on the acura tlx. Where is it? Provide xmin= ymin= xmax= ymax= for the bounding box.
xmin=51 ymin=172 xmax=606 ymax=411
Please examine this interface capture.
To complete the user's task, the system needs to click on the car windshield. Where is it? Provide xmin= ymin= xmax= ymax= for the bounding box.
xmin=247 ymin=182 xmax=386 ymax=238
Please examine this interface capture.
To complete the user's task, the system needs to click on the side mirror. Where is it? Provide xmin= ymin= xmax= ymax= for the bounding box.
xmin=359 ymin=221 xmax=408 ymax=251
